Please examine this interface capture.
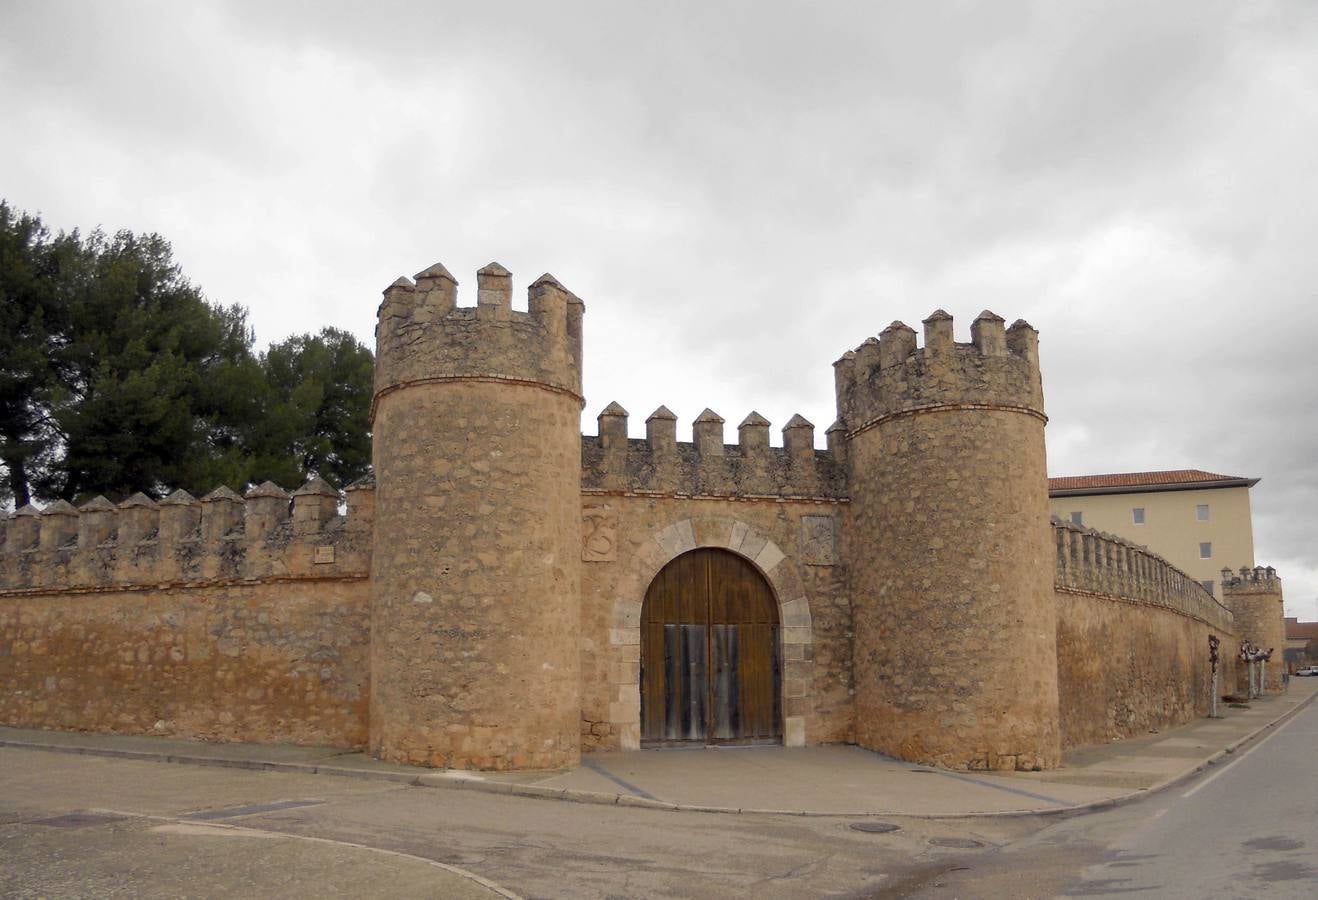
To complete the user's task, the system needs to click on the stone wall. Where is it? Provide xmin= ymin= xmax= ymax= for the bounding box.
xmin=0 ymin=478 xmax=373 ymax=745
xmin=0 ymin=580 xmax=369 ymax=745
xmin=1053 ymin=519 xmax=1237 ymax=748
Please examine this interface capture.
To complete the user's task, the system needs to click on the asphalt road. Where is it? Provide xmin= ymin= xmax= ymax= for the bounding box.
xmin=2 ymin=701 xmax=1312 ymax=899
xmin=0 ymin=746 xmax=1034 ymax=898
xmin=899 ymin=699 xmax=1318 ymax=899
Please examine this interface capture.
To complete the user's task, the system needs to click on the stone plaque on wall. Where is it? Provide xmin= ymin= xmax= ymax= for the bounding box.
xmin=582 ymin=506 xmax=617 ymax=562
xmin=800 ymin=515 xmax=835 ymax=565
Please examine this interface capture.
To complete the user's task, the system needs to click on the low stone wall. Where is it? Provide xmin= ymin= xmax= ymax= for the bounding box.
xmin=1052 ymin=519 xmax=1237 ymax=749
xmin=0 ymin=578 xmax=370 ymax=745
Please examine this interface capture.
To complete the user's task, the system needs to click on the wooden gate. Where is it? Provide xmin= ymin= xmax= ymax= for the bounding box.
xmin=640 ymin=548 xmax=782 ymax=745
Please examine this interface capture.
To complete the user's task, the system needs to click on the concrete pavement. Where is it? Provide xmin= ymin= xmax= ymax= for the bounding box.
xmin=2 ymin=678 xmax=1312 ymax=819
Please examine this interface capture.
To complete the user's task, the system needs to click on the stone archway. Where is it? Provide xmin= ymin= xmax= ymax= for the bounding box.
xmin=606 ymin=516 xmax=813 ymax=749
xmin=640 ymin=548 xmax=781 ymax=744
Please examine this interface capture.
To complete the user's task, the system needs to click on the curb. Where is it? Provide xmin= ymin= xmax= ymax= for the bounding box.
xmin=4 ymin=688 xmax=1313 ymax=821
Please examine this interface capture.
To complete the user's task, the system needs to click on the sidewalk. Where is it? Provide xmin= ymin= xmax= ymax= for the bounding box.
xmin=3 ymin=679 xmax=1313 ymax=819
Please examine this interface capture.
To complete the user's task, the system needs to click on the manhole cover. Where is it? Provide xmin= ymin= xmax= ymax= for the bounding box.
xmin=929 ymin=837 xmax=984 ymax=849
xmin=910 ymin=769 xmax=936 ymax=774
xmin=849 ymin=822 xmax=901 ymax=834
xmin=30 ymin=813 xmax=127 ymax=829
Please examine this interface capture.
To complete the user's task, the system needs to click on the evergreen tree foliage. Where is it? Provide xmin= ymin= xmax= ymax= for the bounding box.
xmin=251 ymin=328 xmax=374 ymax=490
xmin=0 ymin=203 xmax=78 ymax=505
xmin=0 ymin=201 xmax=374 ymax=505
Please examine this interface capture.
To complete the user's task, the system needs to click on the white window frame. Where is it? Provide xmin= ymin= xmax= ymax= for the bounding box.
xmin=1196 ymin=504 xmax=1210 ymax=522
xmin=1199 ymin=541 xmax=1212 ymax=559
xmin=1132 ymin=507 xmax=1145 ymax=525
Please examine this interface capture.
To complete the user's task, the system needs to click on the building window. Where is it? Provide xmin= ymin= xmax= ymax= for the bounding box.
xmin=1132 ymin=507 xmax=1145 ymax=524
xmin=1070 ymin=511 xmax=1083 ymax=526
xmin=1196 ymin=504 xmax=1209 ymax=521
xmin=1200 ymin=542 xmax=1212 ymax=559
xmin=1200 ymin=580 xmax=1214 ymax=594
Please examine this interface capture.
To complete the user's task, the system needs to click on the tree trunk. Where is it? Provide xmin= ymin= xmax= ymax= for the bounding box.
xmin=1 ymin=447 xmax=31 ymax=507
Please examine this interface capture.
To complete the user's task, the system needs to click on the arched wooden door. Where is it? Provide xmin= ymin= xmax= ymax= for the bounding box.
xmin=640 ymin=548 xmax=782 ymax=745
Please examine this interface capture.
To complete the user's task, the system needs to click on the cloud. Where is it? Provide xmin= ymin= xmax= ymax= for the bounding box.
xmin=3 ymin=0 xmax=1316 ymax=607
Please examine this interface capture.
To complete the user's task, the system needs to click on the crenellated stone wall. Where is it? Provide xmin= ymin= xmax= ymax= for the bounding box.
xmin=0 ymin=478 xmax=372 ymax=590
xmin=0 ymin=477 xmax=373 ymax=746
xmin=582 ymin=405 xmax=846 ymax=500
xmin=1053 ymin=519 xmax=1238 ymax=748
xmin=0 ymin=254 xmax=1263 ymax=774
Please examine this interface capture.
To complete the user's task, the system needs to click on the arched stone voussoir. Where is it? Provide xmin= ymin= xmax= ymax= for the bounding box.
xmin=651 ymin=518 xmax=696 ymax=561
xmin=615 ymin=514 xmax=815 ymax=749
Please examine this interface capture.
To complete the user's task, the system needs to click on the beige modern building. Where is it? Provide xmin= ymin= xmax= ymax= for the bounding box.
xmin=1048 ymin=470 xmax=1259 ymax=602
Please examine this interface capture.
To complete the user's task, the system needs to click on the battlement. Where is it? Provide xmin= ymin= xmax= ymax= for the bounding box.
xmin=1221 ymin=565 xmax=1281 ymax=592
xmin=1052 ymin=517 xmax=1234 ymax=633
xmin=373 ymin=261 xmax=584 ymax=412
xmin=581 ymin=403 xmax=846 ymax=500
xmin=0 ymin=477 xmax=374 ymax=593
xmin=834 ymin=310 xmax=1043 ymax=435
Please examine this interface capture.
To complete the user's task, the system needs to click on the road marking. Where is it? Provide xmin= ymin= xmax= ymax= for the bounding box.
xmin=1181 ymin=710 xmax=1303 ymax=799
xmin=90 ymin=806 xmax=523 ymax=899
xmin=580 ymin=757 xmax=660 ymax=801
xmin=921 ymin=768 xmax=1073 ymax=807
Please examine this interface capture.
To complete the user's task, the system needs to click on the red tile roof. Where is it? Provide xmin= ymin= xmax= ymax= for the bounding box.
xmin=1049 ymin=470 xmax=1259 ymax=496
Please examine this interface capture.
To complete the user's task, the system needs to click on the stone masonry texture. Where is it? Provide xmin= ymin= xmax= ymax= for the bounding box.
xmin=369 ymin=264 xmax=583 ymax=770
xmin=840 ymin=313 xmax=1060 ymax=771
xmin=1224 ymin=568 xmax=1287 ymax=694
xmin=0 ymin=261 xmax=1290 ymax=775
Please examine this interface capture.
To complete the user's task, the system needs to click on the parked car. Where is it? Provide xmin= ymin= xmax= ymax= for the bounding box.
xmin=1295 ymin=666 xmax=1318 ymax=676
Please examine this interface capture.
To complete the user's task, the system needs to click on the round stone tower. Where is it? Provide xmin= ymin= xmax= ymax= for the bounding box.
xmin=1222 ymin=566 xmax=1286 ymax=694
xmin=834 ymin=310 xmax=1061 ymax=771
xmin=370 ymin=261 xmax=584 ymax=770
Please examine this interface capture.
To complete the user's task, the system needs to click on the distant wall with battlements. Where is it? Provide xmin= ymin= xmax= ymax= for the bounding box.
xmin=1052 ymin=518 xmax=1238 ymax=748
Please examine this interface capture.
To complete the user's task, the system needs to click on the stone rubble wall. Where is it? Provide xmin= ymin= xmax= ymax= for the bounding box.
xmin=1053 ymin=518 xmax=1238 ymax=748
xmin=0 ymin=479 xmax=372 ymax=745
xmin=0 ymin=581 xmax=368 ymax=746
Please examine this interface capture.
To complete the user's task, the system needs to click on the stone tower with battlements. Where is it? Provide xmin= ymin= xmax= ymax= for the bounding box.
xmin=1 ymin=257 xmax=1249 ymax=777
xmin=370 ymin=261 xmax=585 ymax=770
xmin=1222 ymin=566 xmax=1286 ymax=694
xmin=833 ymin=310 xmax=1061 ymax=771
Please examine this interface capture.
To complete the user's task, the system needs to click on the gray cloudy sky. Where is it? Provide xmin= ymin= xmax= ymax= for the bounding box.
xmin=3 ymin=1 xmax=1316 ymax=617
